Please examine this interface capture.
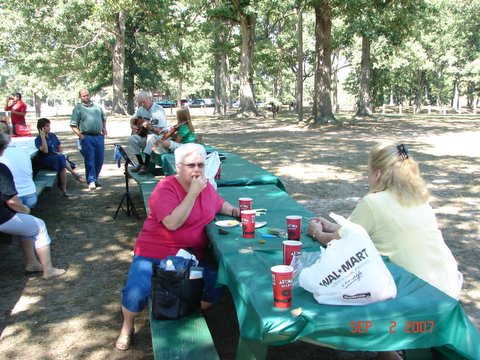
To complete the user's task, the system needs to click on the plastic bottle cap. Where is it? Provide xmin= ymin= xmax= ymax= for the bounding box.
xmin=165 ymin=259 xmax=175 ymax=270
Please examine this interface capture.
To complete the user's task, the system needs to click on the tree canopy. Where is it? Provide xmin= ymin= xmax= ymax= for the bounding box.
xmin=1 ymin=0 xmax=478 ymax=118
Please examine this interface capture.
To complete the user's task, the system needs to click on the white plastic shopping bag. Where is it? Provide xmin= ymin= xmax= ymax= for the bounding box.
xmin=299 ymin=213 xmax=397 ymax=305
xmin=205 ymin=151 xmax=221 ymax=189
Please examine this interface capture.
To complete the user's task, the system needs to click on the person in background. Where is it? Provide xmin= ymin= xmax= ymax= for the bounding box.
xmin=128 ymin=90 xmax=168 ymax=175
xmin=4 ymin=92 xmax=27 ymax=135
xmin=152 ymin=107 xmax=196 ymax=154
xmin=35 ymin=117 xmax=84 ymax=197
xmin=115 ymin=143 xmax=240 ymax=351
xmin=307 ymin=142 xmax=462 ymax=360
xmin=70 ymin=88 xmax=107 ymax=190
xmin=0 ymin=134 xmax=65 ymax=279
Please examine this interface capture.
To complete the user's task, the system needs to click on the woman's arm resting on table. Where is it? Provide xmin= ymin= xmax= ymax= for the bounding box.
xmin=219 ymin=201 xmax=240 ymax=218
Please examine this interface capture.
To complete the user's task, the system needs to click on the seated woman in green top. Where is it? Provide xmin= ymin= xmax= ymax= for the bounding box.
xmin=153 ymin=108 xmax=196 ymax=154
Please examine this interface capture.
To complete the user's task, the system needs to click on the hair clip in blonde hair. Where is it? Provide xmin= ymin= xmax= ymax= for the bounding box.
xmin=396 ymin=144 xmax=409 ymax=160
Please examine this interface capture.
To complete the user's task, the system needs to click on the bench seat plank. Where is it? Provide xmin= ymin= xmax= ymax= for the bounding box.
xmin=139 ymin=182 xmax=158 ymax=215
xmin=34 ymin=180 xmax=47 ymax=197
xmin=149 ymin=308 xmax=220 ymax=360
xmin=33 ymin=170 xmax=57 ymax=189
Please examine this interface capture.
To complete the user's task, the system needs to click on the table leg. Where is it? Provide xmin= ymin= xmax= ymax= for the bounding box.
xmin=236 ymin=338 xmax=268 ymax=360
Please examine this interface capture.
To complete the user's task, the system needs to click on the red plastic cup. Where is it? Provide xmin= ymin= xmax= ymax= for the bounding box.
xmin=238 ymin=197 xmax=253 ymax=211
xmin=271 ymin=265 xmax=294 ymax=308
xmin=283 ymin=240 xmax=302 ymax=266
xmin=240 ymin=210 xmax=256 ymax=238
xmin=286 ymin=215 xmax=302 ymax=240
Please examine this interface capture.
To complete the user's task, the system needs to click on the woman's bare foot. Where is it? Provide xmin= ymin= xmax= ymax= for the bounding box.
xmin=43 ymin=268 xmax=66 ymax=279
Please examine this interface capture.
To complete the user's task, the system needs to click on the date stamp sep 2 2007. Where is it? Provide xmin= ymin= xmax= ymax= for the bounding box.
xmin=349 ymin=320 xmax=435 ymax=334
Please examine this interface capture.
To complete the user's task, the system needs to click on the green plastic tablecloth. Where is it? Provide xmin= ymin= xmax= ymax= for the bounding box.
xmin=151 ymin=147 xmax=286 ymax=191
xmin=206 ymin=185 xmax=480 ymax=360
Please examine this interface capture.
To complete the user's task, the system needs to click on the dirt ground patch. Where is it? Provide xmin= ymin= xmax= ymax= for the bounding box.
xmin=0 ymin=110 xmax=478 ymax=359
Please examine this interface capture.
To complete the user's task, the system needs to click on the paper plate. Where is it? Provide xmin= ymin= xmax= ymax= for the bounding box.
xmin=235 ymin=221 xmax=267 ymax=228
xmin=215 ymin=220 xmax=240 ymax=228
xmin=255 ymin=221 xmax=267 ymax=228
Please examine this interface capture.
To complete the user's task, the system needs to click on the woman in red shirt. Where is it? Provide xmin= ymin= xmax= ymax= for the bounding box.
xmin=116 ymin=143 xmax=239 ymax=351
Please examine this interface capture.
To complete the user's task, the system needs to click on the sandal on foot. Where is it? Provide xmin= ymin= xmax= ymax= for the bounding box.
xmin=62 ymin=192 xmax=73 ymax=198
xmin=43 ymin=268 xmax=66 ymax=280
xmin=115 ymin=329 xmax=135 ymax=351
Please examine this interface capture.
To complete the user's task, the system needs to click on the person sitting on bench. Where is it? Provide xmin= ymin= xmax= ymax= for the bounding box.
xmin=0 ymin=123 xmax=37 ymax=208
xmin=0 ymin=134 xmax=65 ymax=279
xmin=115 ymin=143 xmax=240 ymax=351
xmin=152 ymin=108 xmax=196 ymax=154
xmin=128 ymin=90 xmax=168 ymax=175
xmin=35 ymin=118 xmax=85 ymax=197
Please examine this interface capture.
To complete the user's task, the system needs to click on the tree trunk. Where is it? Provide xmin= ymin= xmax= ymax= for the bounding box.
xmin=355 ymin=35 xmax=372 ymax=117
xmin=296 ymin=4 xmax=304 ymax=122
xmin=415 ymin=70 xmax=425 ymax=112
xmin=237 ymin=10 xmax=259 ymax=116
xmin=332 ymin=48 xmax=340 ymax=113
xmin=34 ymin=93 xmax=41 ymax=117
xmin=111 ymin=12 xmax=127 ymax=115
xmin=313 ymin=0 xmax=335 ymax=124
xmin=466 ymin=81 xmax=474 ymax=109
xmin=214 ymin=24 xmax=228 ymax=116
xmin=451 ymin=80 xmax=460 ymax=111
xmin=125 ymin=22 xmax=136 ymax=116
xmin=223 ymin=53 xmax=230 ymax=115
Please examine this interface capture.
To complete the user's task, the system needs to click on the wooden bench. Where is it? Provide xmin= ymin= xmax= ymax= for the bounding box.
xmin=139 ymin=182 xmax=158 ymax=215
xmin=33 ymin=170 xmax=57 ymax=191
xmin=126 ymin=166 xmax=159 ymax=214
xmin=149 ymin=301 xmax=219 ymax=360
xmin=34 ymin=180 xmax=47 ymax=197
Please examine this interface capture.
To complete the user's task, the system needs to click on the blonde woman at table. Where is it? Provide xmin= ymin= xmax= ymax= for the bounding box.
xmin=115 ymin=143 xmax=240 ymax=351
xmin=307 ymin=142 xmax=462 ymax=360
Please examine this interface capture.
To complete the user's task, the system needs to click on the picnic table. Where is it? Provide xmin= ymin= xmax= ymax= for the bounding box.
xmin=11 ymin=136 xmax=38 ymax=159
xmin=150 ymin=146 xmax=286 ymax=191
xmin=206 ymin=184 xmax=480 ymax=360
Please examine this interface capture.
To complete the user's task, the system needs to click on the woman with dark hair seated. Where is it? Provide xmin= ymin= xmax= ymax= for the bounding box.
xmin=34 ymin=118 xmax=84 ymax=197
xmin=0 ymin=134 xmax=65 ymax=279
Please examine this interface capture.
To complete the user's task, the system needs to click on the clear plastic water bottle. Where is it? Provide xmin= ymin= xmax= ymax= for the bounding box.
xmin=77 ymin=139 xmax=82 ymax=151
xmin=165 ymin=259 xmax=175 ymax=271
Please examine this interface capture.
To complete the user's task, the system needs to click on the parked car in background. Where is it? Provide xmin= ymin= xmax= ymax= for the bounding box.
xmin=204 ymin=98 xmax=215 ymax=107
xmin=156 ymin=100 xmax=176 ymax=108
xmin=190 ymin=99 xmax=206 ymax=107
